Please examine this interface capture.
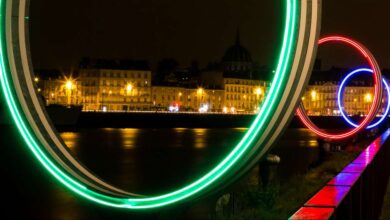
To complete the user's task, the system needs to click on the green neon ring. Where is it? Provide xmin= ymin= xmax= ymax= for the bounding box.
xmin=0 ymin=0 xmax=321 ymax=209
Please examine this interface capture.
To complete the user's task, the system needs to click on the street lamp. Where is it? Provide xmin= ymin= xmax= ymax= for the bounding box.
xmin=66 ymin=80 xmax=73 ymax=91
xmin=311 ymin=90 xmax=317 ymax=101
xmin=197 ymin=88 xmax=204 ymax=108
xmin=65 ymin=79 xmax=75 ymax=106
xmin=255 ymin=87 xmax=262 ymax=96
xmin=197 ymin=88 xmax=203 ymax=96
xmin=126 ymin=83 xmax=133 ymax=95
xmin=364 ymin=93 xmax=373 ymax=103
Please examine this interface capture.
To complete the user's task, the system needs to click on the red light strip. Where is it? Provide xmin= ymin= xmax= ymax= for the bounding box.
xmin=297 ymin=36 xmax=382 ymax=140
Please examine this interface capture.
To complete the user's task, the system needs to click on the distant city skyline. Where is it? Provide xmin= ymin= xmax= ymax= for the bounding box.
xmin=30 ymin=0 xmax=390 ymax=71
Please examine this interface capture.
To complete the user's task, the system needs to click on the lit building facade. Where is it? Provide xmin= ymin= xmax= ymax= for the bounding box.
xmin=78 ymin=68 xmax=152 ymax=111
xmin=42 ymin=76 xmax=82 ymax=106
xmin=224 ymin=78 xmax=269 ymax=113
xmin=151 ymin=86 xmax=224 ymax=112
xmin=302 ymin=81 xmax=386 ymax=116
xmin=40 ymin=71 xmax=388 ymax=115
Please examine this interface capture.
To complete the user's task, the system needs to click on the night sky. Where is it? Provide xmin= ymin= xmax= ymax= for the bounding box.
xmin=29 ymin=0 xmax=390 ymax=71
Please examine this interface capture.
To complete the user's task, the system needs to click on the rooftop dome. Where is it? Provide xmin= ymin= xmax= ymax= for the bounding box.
xmin=222 ymin=30 xmax=253 ymax=78
xmin=222 ymin=30 xmax=253 ymax=63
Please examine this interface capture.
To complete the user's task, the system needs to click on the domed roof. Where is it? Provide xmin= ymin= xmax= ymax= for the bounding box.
xmin=222 ymin=31 xmax=252 ymax=63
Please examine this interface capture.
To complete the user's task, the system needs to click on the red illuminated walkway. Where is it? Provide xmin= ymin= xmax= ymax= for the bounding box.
xmin=290 ymin=129 xmax=390 ymax=220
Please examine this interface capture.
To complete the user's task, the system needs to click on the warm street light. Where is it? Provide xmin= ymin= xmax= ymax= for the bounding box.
xmin=126 ymin=84 xmax=133 ymax=93
xmin=256 ymin=87 xmax=262 ymax=95
xmin=197 ymin=88 xmax=204 ymax=95
xmin=223 ymin=106 xmax=228 ymax=113
xmin=311 ymin=90 xmax=317 ymax=101
xmin=66 ymin=80 xmax=74 ymax=91
xmin=64 ymin=78 xmax=75 ymax=106
xmin=34 ymin=77 xmax=39 ymax=83
xmin=364 ymin=93 xmax=373 ymax=103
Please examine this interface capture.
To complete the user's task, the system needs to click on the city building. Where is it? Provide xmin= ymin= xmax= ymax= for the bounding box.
xmin=78 ymin=59 xmax=152 ymax=111
xmin=151 ymin=86 xmax=224 ymax=112
xmin=40 ymin=70 xmax=387 ymax=115
xmin=41 ymin=75 xmax=82 ymax=106
xmin=224 ymin=78 xmax=268 ymax=113
xmin=302 ymin=81 xmax=386 ymax=116
xmin=38 ymin=31 xmax=273 ymax=113
xmin=222 ymin=30 xmax=254 ymax=78
xmin=220 ymin=30 xmax=269 ymax=113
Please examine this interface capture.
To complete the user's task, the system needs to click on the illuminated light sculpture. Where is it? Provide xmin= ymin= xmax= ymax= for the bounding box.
xmin=337 ymin=68 xmax=390 ymax=129
xmin=0 ymin=0 xmax=321 ymax=209
xmin=297 ymin=36 xmax=383 ymax=140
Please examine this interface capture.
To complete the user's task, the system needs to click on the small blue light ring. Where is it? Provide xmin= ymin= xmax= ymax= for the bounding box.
xmin=337 ymin=68 xmax=390 ymax=129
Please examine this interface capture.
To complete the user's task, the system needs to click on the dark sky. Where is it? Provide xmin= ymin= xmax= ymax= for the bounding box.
xmin=29 ymin=0 xmax=390 ymax=71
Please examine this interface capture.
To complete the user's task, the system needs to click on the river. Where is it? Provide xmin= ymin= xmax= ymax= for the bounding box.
xmin=0 ymin=126 xmax=320 ymax=219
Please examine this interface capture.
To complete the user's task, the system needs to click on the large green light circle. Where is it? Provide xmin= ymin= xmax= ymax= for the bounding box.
xmin=0 ymin=0 xmax=321 ymax=209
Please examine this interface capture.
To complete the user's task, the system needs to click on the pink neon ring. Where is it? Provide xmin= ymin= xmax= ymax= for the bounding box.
xmin=297 ymin=36 xmax=383 ymax=140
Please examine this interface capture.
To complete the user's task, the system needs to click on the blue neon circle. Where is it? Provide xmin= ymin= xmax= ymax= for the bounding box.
xmin=337 ymin=68 xmax=390 ymax=129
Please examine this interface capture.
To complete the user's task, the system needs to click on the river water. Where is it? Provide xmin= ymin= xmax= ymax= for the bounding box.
xmin=0 ymin=126 xmax=320 ymax=219
xmin=60 ymin=128 xmax=319 ymax=195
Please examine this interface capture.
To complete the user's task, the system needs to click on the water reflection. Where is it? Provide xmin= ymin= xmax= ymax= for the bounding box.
xmin=119 ymin=128 xmax=139 ymax=149
xmin=174 ymin=127 xmax=188 ymax=133
xmin=193 ymin=128 xmax=208 ymax=149
xmin=60 ymin=132 xmax=79 ymax=148
xmin=58 ymin=128 xmax=319 ymax=195
xmin=1 ymin=126 xmax=322 ymax=220
xmin=233 ymin=128 xmax=248 ymax=132
xmin=298 ymin=140 xmax=319 ymax=148
xmin=58 ymin=128 xmax=248 ymax=194
xmin=58 ymin=128 xmax=321 ymax=208
xmin=102 ymin=128 xmax=116 ymax=132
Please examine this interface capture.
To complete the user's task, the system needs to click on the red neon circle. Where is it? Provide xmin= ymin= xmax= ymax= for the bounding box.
xmin=297 ymin=36 xmax=383 ymax=140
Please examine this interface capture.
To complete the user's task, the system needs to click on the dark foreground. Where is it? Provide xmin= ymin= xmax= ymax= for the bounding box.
xmin=0 ymin=120 xmax=388 ymax=219
xmin=0 ymin=126 xmax=323 ymax=220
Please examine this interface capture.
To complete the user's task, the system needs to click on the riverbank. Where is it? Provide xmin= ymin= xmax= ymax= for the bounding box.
xmin=64 ymin=111 xmax=389 ymax=129
xmin=218 ymin=133 xmax=379 ymax=220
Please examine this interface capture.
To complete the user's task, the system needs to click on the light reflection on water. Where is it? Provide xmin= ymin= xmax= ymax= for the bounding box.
xmin=2 ymin=127 xmax=321 ymax=220
xmin=233 ymin=128 xmax=248 ymax=132
xmin=119 ymin=128 xmax=139 ymax=149
xmin=193 ymin=128 xmax=208 ymax=149
xmin=174 ymin=127 xmax=188 ymax=133
xmin=299 ymin=140 xmax=319 ymax=148
xmin=60 ymin=132 xmax=79 ymax=148
xmin=58 ymin=128 xmax=319 ymax=195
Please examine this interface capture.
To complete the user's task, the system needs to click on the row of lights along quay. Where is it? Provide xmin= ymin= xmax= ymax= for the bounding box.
xmin=34 ymin=65 xmax=387 ymax=116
